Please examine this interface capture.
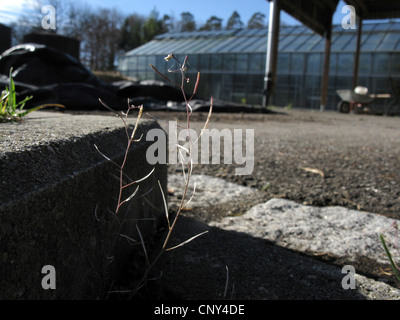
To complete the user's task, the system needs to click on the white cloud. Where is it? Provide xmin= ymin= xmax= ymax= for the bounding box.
xmin=0 ymin=0 xmax=33 ymax=25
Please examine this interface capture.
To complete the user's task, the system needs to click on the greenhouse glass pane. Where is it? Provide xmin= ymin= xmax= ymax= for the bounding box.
xmin=356 ymin=76 xmax=370 ymax=88
xmin=306 ymin=53 xmax=322 ymax=74
xmin=236 ymin=35 xmax=257 ymax=51
xmin=343 ymin=38 xmax=356 ymax=51
xmin=199 ymin=54 xmax=210 ymax=71
xmin=377 ymin=33 xmax=400 ymax=51
xmin=329 ymin=53 xmax=337 ymax=74
xmin=247 ymin=37 xmax=268 ymax=53
xmin=275 ymin=75 xmax=291 ymax=106
xmin=362 ymin=33 xmax=384 ymax=51
xmin=279 ymin=35 xmax=297 ymax=50
xmin=190 ymin=39 xmax=214 ymax=53
xmin=391 ymin=53 xmax=400 ymax=74
xmin=171 ymin=39 xmax=193 ymax=53
xmin=336 ymin=53 xmax=353 ymax=74
xmin=147 ymin=56 xmax=156 ymax=67
xmin=137 ymin=56 xmax=148 ymax=70
xmin=283 ymin=25 xmax=299 ymax=35
xmin=211 ymin=54 xmax=223 ymax=71
xmin=158 ymin=39 xmax=176 ymax=52
xmin=197 ymin=73 xmax=211 ymax=100
xmin=335 ymin=75 xmax=352 ymax=90
xmin=242 ymin=37 xmax=266 ymax=53
xmin=223 ymin=54 xmax=235 ymax=71
xmin=374 ymin=23 xmax=390 ymax=31
xmin=373 ymin=53 xmax=390 ymax=74
xmin=332 ymin=25 xmax=343 ymax=32
xmin=187 ymin=55 xmax=199 ymax=72
xmin=389 ymin=22 xmax=400 ymax=31
xmin=209 ymin=74 xmax=222 ymax=99
xmin=203 ymin=38 xmax=226 ymax=53
xmin=359 ymin=53 xmax=372 ymax=74
xmin=232 ymin=74 xmax=248 ymax=103
xmin=291 ymin=53 xmax=305 ymax=73
xmin=277 ymin=53 xmax=290 ymax=73
xmin=296 ymin=34 xmax=322 ymax=52
xmin=119 ymin=57 xmax=128 ymax=72
xmin=130 ymin=57 xmax=138 ymax=71
xmin=284 ymin=35 xmax=312 ymax=51
xmin=249 ymin=53 xmax=264 ymax=73
xmin=362 ymin=24 xmax=376 ymax=32
xmin=221 ymin=74 xmax=233 ymax=95
xmin=371 ymin=77 xmax=390 ymax=93
xmin=235 ymin=54 xmax=248 ymax=72
xmin=247 ymin=74 xmax=264 ymax=94
xmin=156 ymin=55 xmax=167 ymax=72
xmin=224 ymin=38 xmax=247 ymax=53
xmin=304 ymin=75 xmax=323 ymax=109
xmin=332 ymin=34 xmax=354 ymax=51
xmin=208 ymin=38 xmax=233 ymax=53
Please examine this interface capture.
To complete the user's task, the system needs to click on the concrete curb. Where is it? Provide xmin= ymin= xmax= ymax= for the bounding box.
xmin=0 ymin=111 xmax=167 ymax=299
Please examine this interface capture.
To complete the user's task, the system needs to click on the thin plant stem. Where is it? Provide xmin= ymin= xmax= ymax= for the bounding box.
xmin=130 ymin=55 xmax=212 ymax=297
xmin=380 ymin=234 xmax=400 ymax=282
xmin=99 ymin=54 xmax=213 ymax=298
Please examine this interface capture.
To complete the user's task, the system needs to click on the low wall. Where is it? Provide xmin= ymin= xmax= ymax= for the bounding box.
xmin=0 ymin=23 xmax=11 ymax=54
xmin=0 ymin=111 xmax=167 ymax=299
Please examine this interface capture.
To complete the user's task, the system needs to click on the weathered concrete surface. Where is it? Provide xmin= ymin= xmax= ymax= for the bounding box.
xmin=211 ymin=198 xmax=400 ymax=267
xmin=0 ymin=111 xmax=167 ymax=299
xmin=164 ymin=174 xmax=400 ymax=299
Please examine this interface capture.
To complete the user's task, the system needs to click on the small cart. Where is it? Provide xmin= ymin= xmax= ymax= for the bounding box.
xmin=336 ymin=89 xmax=374 ymax=113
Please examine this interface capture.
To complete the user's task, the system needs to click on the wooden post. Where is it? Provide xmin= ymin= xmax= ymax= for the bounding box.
xmin=352 ymin=17 xmax=363 ymax=90
xmin=320 ymin=20 xmax=332 ymax=112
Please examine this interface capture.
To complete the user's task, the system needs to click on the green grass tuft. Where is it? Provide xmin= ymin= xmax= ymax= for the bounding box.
xmin=0 ymin=68 xmax=64 ymax=122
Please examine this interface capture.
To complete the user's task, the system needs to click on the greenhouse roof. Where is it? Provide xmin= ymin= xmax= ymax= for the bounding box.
xmin=124 ymin=21 xmax=400 ymax=56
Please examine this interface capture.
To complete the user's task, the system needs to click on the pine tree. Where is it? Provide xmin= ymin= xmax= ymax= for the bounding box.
xmin=226 ymin=11 xmax=244 ymax=30
xmin=248 ymin=12 xmax=266 ymax=29
xmin=200 ymin=16 xmax=223 ymax=31
xmin=142 ymin=9 xmax=167 ymax=42
xmin=180 ymin=12 xmax=196 ymax=32
xmin=119 ymin=14 xmax=145 ymax=51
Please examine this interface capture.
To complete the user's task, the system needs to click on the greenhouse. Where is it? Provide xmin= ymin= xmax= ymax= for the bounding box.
xmin=118 ymin=21 xmax=400 ymax=110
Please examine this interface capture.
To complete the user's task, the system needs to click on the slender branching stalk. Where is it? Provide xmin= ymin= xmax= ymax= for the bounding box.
xmin=131 ymin=54 xmax=213 ymax=295
xmin=96 ymin=99 xmax=155 ymax=215
xmin=96 ymin=54 xmax=213 ymax=298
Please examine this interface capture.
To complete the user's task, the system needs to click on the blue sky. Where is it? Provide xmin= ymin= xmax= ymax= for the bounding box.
xmin=86 ymin=0 xmax=307 ymax=26
xmin=0 ymin=0 xmax=352 ymax=27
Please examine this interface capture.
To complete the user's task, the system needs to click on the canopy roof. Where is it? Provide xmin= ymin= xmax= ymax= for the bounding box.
xmin=279 ymin=0 xmax=400 ymax=36
xmin=345 ymin=0 xmax=400 ymax=20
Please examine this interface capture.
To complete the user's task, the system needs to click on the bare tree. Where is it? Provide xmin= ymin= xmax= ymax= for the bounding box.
xmin=13 ymin=0 xmax=123 ymax=71
xmin=10 ymin=0 xmax=43 ymax=44
xmin=81 ymin=8 xmax=123 ymax=70
xmin=62 ymin=0 xmax=93 ymax=40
